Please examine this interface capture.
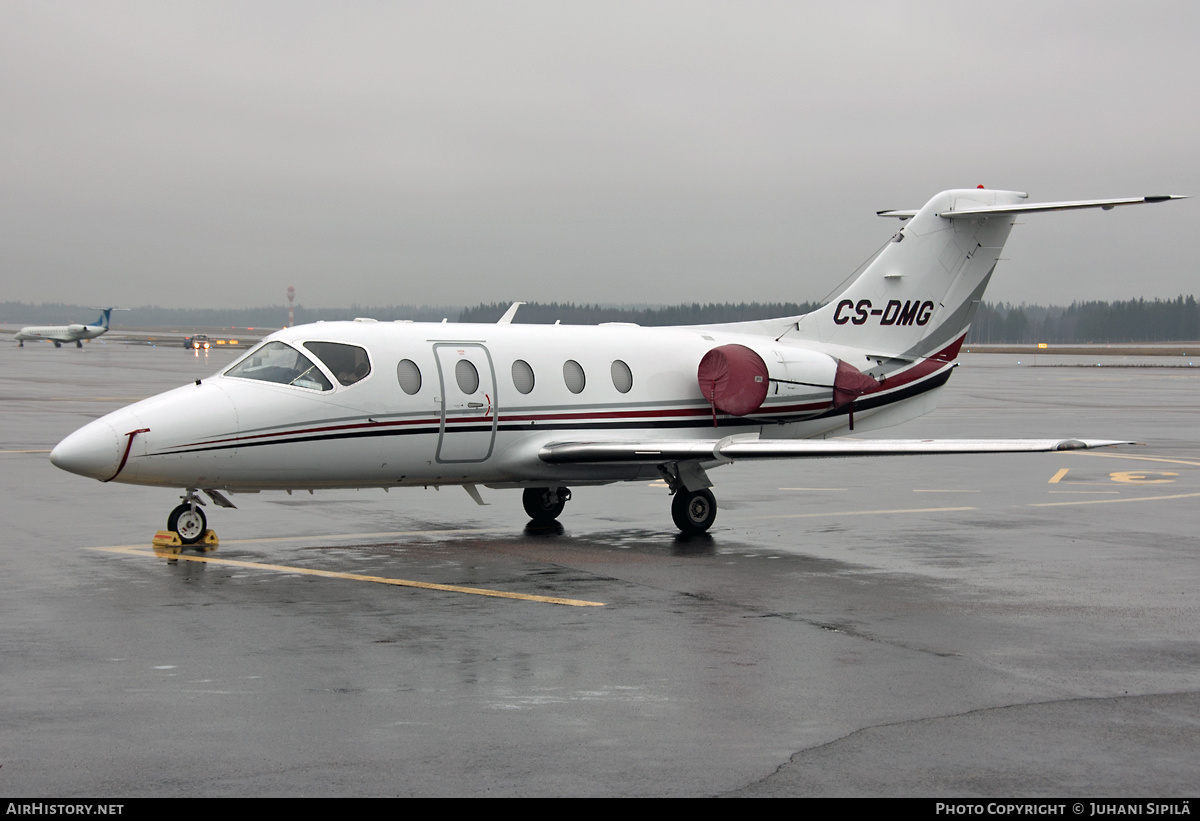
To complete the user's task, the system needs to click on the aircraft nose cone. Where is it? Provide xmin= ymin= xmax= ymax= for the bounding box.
xmin=50 ymin=419 xmax=122 ymax=481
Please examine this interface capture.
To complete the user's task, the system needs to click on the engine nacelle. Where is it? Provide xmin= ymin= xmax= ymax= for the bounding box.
xmin=68 ymin=324 xmax=86 ymax=334
xmin=700 ymin=342 xmax=867 ymax=420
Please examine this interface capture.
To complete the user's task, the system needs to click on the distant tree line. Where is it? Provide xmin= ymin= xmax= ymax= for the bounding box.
xmin=0 ymin=302 xmax=459 ymax=329
xmin=966 ymin=297 xmax=1200 ymax=343
xmin=456 ymin=301 xmax=822 ymax=326
xmin=464 ymin=299 xmax=1200 ymax=341
xmin=4 ymin=297 xmax=1198 ymax=342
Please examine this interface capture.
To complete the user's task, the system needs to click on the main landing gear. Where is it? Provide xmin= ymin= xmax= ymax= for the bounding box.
xmin=671 ymin=488 xmax=717 ymax=535
xmin=523 ymin=486 xmax=572 ymax=523
xmin=519 ymin=474 xmax=718 ymax=535
xmin=660 ymin=462 xmax=718 ymax=535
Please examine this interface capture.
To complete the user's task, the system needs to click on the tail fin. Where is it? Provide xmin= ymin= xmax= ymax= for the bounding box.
xmin=783 ymin=189 xmax=1186 ymax=362
xmin=94 ymin=308 xmax=115 ymax=329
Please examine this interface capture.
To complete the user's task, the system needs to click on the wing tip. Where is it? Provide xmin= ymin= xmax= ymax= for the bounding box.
xmin=1054 ymin=439 xmax=1134 ymax=451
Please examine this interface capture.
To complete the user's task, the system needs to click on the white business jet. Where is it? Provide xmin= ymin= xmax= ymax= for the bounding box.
xmin=50 ymin=188 xmax=1186 ymax=542
xmin=15 ymin=308 xmax=123 ymax=348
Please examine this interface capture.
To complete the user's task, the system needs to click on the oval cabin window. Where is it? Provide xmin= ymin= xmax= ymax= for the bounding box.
xmin=563 ymin=360 xmax=586 ymax=394
xmin=455 ymin=359 xmax=480 ymax=394
xmin=396 ymin=359 xmax=422 ymax=395
xmin=512 ymin=359 xmax=535 ymax=394
xmin=610 ymin=359 xmax=633 ymax=393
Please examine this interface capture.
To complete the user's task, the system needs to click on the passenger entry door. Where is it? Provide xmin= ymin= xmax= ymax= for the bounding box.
xmin=433 ymin=343 xmax=497 ymax=463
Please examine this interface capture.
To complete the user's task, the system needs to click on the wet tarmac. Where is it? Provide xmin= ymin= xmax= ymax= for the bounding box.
xmin=1 ymin=341 xmax=1198 ymax=796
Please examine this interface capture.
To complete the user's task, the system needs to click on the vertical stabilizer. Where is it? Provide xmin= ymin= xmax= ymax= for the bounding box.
xmin=785 ymin=189 xmax=1026 ymax=359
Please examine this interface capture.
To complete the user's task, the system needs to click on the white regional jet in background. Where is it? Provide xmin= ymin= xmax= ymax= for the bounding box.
xmin=15 ymin=308 xmax=122 ymax=347
xmin=50 ymin=188 xmax=1186 ymax=542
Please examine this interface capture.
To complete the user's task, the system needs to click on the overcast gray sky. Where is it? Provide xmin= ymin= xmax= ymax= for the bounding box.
xmin=2 ymin=1 xmax=1196 ymax=311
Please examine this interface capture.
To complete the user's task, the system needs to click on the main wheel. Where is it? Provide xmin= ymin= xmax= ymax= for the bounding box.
xmin=167 ymin=503 xmax=207 ymax=545
xmin=671 ymin=488 xmax=717 ymax=535
xmin=522 ymin=487 xmax=568 ymax=522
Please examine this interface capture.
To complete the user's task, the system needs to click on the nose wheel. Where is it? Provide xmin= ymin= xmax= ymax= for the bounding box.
xmin=167 ymin=503 xmax=208 ymax=545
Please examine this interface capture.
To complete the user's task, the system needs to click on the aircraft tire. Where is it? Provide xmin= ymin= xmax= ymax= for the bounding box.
xmin=671 ymin=488 xmax=717 ymax=535
xmin=522 ymin=487 xmax=568 ymax=522
xmin=167 ymin=504 xmax=207 ymax=545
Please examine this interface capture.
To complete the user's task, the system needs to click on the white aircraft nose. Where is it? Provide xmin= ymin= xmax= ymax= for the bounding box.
xmin=50 ymin=418 xmax=123 ymax=481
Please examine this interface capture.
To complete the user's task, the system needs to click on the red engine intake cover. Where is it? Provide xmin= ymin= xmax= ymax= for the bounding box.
xmin=697 ymin=344 xmax=770 ymax=417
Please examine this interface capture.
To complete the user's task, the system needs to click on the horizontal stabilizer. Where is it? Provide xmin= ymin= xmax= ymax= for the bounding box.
xmin=879 ymin=195 xmax=1187 ymax=220
xmin=539 ymin=438 xmax=1131 ymax=464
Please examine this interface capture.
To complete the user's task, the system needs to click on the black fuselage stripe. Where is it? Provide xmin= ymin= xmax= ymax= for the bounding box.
xmin=151 ymin=368 xmax=952 ymax=457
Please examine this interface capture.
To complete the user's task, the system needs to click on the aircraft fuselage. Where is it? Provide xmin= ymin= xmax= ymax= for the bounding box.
xmin=49 ymin=319 xmax=952 ymax=490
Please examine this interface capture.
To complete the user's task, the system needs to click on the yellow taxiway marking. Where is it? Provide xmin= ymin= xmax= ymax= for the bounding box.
xmin=0 ymin=449 xmax=52 ymax=454
xmin=912 ymin=489 xmax=981 ymax=493
xmin=760 ymin=505 xmax=976 ymax=520
xmin=1029 ymin=491 xmax=1200 ymax=508
xmin=1071 ymin=452 xmax=1200 ymax=469
xmin=1048 ymin=490 xmax=1120 ymax=494
xmin=1048 ymin=468 xmax=1070 ymax=484
xmin=218 ymin=528 xmax=495 ymax=545
xmin=1109 ymin=470 xmax=1177 ymax=484
xmin=757 ymin=487 xmax=1200 ymax=520
xmin=780 ymin=487 xmax=848 ymax=491
xmin=91 ymin=545 xmax=605 ymax=607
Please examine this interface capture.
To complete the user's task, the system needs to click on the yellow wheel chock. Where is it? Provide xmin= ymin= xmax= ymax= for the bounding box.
xmin=152 ymin=528 xmax=219 ymax=552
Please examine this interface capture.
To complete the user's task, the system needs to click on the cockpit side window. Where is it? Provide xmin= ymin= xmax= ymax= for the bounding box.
xmin=225 ymin=341 xmax=333 ymax=391
xmin=303 ymin=341 xmax=372 ymax=387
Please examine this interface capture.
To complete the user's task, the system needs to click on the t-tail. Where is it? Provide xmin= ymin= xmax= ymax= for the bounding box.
xmin=92 ymin=308 xmax=116 ymax=329
xmin=782 ymin=188 xmax=1187 ymax=365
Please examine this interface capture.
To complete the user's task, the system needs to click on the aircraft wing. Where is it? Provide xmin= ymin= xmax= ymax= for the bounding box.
xmin=538 ymin=437 xmax=1130 ymax=464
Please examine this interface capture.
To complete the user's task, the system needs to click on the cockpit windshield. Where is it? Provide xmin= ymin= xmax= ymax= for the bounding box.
xmin=303 ymin=341 xmax=371 ymax=386
xmin=225 ymin=341 xmax=333 ymax=391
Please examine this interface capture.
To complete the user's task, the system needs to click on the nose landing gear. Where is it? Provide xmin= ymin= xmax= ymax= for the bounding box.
xmin=167 ymin=502 xmax=208 ymax=544
xmin=163 ymin=489 xmax=220 ymax=548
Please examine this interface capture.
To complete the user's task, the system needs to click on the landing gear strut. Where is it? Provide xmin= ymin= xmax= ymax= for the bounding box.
xmin=659 ymin=462 xmax=718 ymax=535
xmin=523 ymin=486 xmax=571 ymax=522
xmin=168 ymin=490 xmax=208 ymax=544
xmin=671 ymin=488 xmax=717 ymax=535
